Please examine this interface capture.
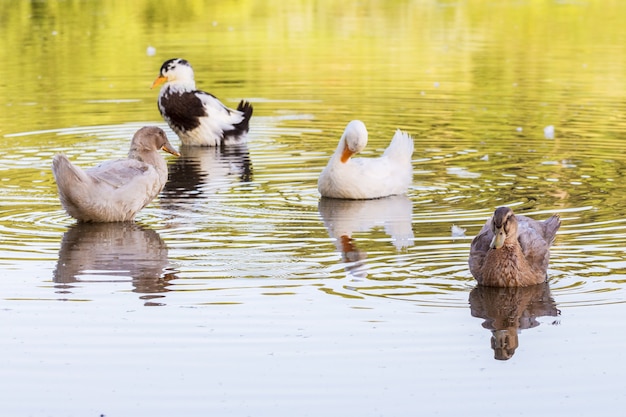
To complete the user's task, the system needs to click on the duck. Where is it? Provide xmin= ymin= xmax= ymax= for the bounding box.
xmin=151 ymin=58 xmax=253 ymax=147
xmin=52 ymin=126 xmax=180 ymax=222
xmin=317 ymin=120 xmax=414 ymax=199
xmin=468 ymin=207 xmax=561 ymax=287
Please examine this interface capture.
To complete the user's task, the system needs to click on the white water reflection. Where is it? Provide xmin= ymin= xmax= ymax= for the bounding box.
xmin=469 ymin=283 xmax=560 ymax=361
xmin=53 ymin=222 xmax=176 ymax=305
xmin=318 ymin=195 xmax=414 ymax=279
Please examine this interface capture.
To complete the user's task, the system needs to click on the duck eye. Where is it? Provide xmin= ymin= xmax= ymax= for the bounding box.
xmin=503 ymin=215 xmax=514 ymax=232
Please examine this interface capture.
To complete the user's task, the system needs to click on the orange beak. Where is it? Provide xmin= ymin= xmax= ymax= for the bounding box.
xmin=151 ymin=76 xmax=167 ymax=89
xmin=161 ymin=144 xmax=180 ymax=157
xmin=340 ymin=145 xmax=354 ymax=163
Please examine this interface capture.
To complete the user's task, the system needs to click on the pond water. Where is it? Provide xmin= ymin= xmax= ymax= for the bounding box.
xmin=1 ymin=1 xmax=626 ymax=416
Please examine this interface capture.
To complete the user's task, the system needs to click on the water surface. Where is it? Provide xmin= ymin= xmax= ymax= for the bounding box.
xmin=1 ymin=1 xmax=625 ymax=416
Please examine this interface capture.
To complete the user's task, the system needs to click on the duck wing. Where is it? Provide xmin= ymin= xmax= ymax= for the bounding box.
xmin=87 ymin=159 xmax=151 ymax=189
xmin=516 ymin=214 xmax=560 ymax=273
xmin=53 ymin=156 xmax=157 ymax=222
xmin=87 ymin=159 xmax=163 ymax=208
xmin=197 ymin=91 xmax=247 ymax=132
xmin=348 ymin=155 xmax=412 ymax=198
xmin=159 ymin=90 xmax=207 ymax=132
xmin=469 ymin=223 xmax=493 ymax=280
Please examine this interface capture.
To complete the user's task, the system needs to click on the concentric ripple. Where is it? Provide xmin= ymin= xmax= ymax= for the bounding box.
xmin=2 ymin=115 xmax=626 ymax=308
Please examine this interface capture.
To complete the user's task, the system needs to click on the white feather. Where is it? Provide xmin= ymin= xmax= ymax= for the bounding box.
xmin=318 ymin=120 xmax=414 ymax=199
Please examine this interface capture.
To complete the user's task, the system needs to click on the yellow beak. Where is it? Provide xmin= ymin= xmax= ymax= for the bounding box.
xmin=340 ymin=145 xmax=354 ymax=163
xmin=151 ymin=76 xmax=167 ymax=89
xmin=490 ymin=227 xmax=506 ymax=249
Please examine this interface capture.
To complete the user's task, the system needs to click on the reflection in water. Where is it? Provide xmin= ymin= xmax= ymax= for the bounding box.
xmin=318 ymin=195 xmax=414 ymax=278
xmin=469 ymin=284 xmax=560 ymax=361
xmin=161 ymin=144 xmax=252 ymax=202
xmin=54 ymin=222 xmax=175 ymax=305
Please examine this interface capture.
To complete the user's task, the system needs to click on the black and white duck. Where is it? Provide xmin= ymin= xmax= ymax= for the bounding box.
xmin=152 ymin=58 xmax=253 ymax=147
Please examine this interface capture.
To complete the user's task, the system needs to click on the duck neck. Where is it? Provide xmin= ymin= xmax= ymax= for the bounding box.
xmin=129 ymin=149 xmax=159 ymax=168
xmin=333 ymin=135 xmax=351 ymax=163
xmin=131 ymin=149 xmax=168 ymax=185
xmin=164 ymin=79 xmax=196 ymax=94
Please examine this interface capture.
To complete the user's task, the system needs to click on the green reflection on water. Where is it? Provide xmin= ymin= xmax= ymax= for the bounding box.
xmin=1 ymin=0 xmax=625 ymax=132
xmin=1 ymin=0 xmax=626 ymax=269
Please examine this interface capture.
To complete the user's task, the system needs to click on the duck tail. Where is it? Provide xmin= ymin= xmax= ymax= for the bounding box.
xmin=233 ymin=100 xmax=253 ymax=134
xmin=52 ymin=154 xmax=90 ymax=186
xmin=544 ymin=214 xmax=561 ymax=246
xmin=52 ymin=154 xmax=91 ymax=199
xmin=384 ymin=129 xmax=414 ymax=162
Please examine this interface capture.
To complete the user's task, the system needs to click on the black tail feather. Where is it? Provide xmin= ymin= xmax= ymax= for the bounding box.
xmin=234 ymin=100 xmax=253 ymax=133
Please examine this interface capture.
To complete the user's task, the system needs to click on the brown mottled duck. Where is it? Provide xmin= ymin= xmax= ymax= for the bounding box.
xmin=469 ymin=207 xmax=561 ymax=287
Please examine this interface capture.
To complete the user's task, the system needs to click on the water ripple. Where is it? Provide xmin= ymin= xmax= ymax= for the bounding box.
xmin=1 ymin=120 xmax=626 ymax=308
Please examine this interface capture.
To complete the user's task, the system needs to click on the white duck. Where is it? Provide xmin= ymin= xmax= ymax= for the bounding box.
xmin=318 ymin=120 xmax=414 ymax=199
xmin=152 ymin=58 xmax=253 ymax=147
xmin=52 ymin=126 xmax=180 ymax=222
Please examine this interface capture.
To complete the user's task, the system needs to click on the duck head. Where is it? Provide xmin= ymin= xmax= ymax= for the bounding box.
xmin=129 ymin=126 xmax=180 ymax=159
xmin=340 ymin=120 xmax=368 ymax=163
xmin=151 ymin=58 xmax=195 ymax=89
xmin=490 ymin=206 xmax=517 ymax=249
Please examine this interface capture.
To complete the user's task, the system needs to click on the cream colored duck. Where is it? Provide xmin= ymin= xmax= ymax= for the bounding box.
xmin=318 ymin=120 xmax=414 ymax=199
xmin=469 ymin=207 xmax=561 ymax=287
xmin=152 ymin=58 xmax=253 ymax=147
xmin=52 ymin=126 xmax=180 ymax=222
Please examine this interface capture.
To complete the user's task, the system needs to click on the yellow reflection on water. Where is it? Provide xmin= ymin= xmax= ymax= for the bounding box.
xmin=1 ymin=0 xmax=626 ymax=304
xmin=1 ymin=0 xmax=625 ymax=135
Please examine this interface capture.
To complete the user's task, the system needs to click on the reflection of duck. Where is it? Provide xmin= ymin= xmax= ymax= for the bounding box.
xmin=152 ymin=58 xmax=253 ymax=147
xmin=318 ymin=195 xmax=414 ymax=277
xmin=52 ymin=126 xmax=179 ymax=222
xmin=469 ymin=283 xmax=560 ymax=360
xmin=469 ymin=206 xmax=561 ymax=287
xmin=161 ymin=143 xmax=252 ymax=201
xmin=318 ymin=120 xmax=414 ymax=199
xmin=53 ymin=223 xmax=175 ymax=303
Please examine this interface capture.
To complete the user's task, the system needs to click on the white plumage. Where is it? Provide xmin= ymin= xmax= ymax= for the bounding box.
xmin=318 ymin=120 xmax=414 ymax=199
xmin=52 ymin=126 xmax=179 ymax=222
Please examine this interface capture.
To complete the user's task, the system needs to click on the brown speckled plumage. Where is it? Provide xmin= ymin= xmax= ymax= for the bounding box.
xmin=468 ymin=207 xmax=561 ymax=287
